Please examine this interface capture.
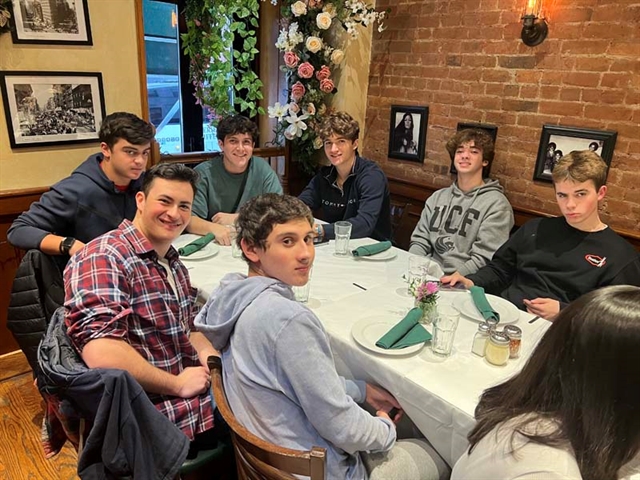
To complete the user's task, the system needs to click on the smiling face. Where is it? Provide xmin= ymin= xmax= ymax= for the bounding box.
xmin=554 ymin=179 xmax=606 ymax=231
xmin=219 ymin=133 xmax=254 ymax=174
xmin=100 ymin=138 xmax=151 ymax=185
xmin=454 ymin=141 xmax=486 ymax=177
xmin=133 ymin=178 xmax=193 ymax=254
xmin=243 ymin=218 xmax=315 ymax=287
xmin=323 ymin=134 xmax=358 ymax=170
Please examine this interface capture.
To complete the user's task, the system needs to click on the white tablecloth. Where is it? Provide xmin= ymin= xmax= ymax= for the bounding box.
xmin=179 ymin=234 xmax=550 ymax=466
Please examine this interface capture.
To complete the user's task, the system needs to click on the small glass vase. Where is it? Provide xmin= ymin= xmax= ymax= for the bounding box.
xmin=416 ymin=300 xmax=438 ymax=324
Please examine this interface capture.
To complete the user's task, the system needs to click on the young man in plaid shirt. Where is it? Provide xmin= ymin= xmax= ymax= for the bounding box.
xmin=64 ymin=163 xmax=220 ymax=453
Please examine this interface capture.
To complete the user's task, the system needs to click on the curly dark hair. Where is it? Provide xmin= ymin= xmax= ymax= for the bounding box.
xmin=99 ymin=112 xmax=155 ymax=149
xmin=216 ymin=114 xmax=258 ymax=144
xmin=235 ymin=193 xmax=313 ymax=262
xmin=445 ymin=129 xmax=495 ymax=177
xmin=142 ymin=163 xmax=199 ymax=197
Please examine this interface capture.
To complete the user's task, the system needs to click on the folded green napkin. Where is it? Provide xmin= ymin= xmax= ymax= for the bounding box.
xmin=352 ymin=240 xmax=392 ymax=257
xmin=375 ymin=308 xmax=432 ymax=349
xmin=469 ymin=286 xmax=500 ymax=323
xmin=178 ymin=233 xmax=215 ymax=256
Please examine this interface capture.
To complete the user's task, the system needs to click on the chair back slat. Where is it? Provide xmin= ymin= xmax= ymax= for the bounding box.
xmin=208 ymin=356 xmax=326 ymax=480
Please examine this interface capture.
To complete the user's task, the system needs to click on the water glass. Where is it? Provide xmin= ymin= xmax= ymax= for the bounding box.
xmin=431 ymin=305 xmax=460 ymax=357
xmin=292 ymin=279 xmax=311 ymax=303
xmin=407 ymin=256 xmax=429 ymax=294
xmin=334 ymin=221 xmax=352 ymax=256
xmin=226 ymin=225 xmax=243 ymax=258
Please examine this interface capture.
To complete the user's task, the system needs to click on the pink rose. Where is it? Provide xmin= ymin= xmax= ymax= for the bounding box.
xmin=315 ymin=65 xmax=331 ymax=81
xmin=283 ymin=51 xmax=300 ymax=68
xmin=288 ymin=102 xmax=300 ymax=114
xmin=291 ymin=81 xmax=306 ymax=101
xmin=319 ymin=78 xmax=335 ymax=93
xmin=297 ymin=62 xmax=315 ymax=79
xmin=309 ymin=0 xmax=323 ymax=8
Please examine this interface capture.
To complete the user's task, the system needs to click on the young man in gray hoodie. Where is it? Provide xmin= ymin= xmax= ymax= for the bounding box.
xmin=409 ymin=129 xmax=514 ymax=276
xmin=195 ymin=193 xmax=449 ymax=480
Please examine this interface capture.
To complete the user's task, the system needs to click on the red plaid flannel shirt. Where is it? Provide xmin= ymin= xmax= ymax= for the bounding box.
xmin=64 ymin=220 xmax=214 ymax=439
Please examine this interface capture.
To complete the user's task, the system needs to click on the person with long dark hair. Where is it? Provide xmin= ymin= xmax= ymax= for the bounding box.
xmin=452 ymin=285 xmax=640 ymax=480
xmin=393 ymin=112 xmax=418 ymax=154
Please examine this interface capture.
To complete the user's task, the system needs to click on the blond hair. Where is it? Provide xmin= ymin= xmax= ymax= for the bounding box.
xmin=552 ymin=150 xmax=608 ymax=190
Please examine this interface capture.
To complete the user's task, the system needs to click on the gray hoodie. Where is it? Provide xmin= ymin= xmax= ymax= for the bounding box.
xmin=408 ymin=179 xmax=514 ymax=276
xmin=194 ymin=273 xmax=395 ymax=480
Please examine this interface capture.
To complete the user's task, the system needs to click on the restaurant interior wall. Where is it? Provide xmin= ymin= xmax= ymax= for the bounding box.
xmin=0 ymin=0 xmax=144 ymax=191
xmin=363 ymin=0 xmax=640 ymax=234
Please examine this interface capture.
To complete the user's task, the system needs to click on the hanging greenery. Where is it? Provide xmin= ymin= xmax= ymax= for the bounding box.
xmin=0 ymin=0 xmax=13 ymax=35
xmin=182 ymin=0 xmax=264 ymax=124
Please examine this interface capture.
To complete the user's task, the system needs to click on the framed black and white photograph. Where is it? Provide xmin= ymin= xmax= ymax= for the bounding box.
xmin=10 ymin=0 xmax=92 ymax=45
xmin=533 ymin=125 xmax=617 ymax=183
xmin=450 ymin=122 xmax=499 ymax=175
xmin=0 ymin=71 xmax=105 ymax=149
xmin=388 ymin=105 xmax=428 ymax=163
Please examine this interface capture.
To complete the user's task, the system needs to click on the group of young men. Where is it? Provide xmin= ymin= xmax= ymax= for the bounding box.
xmin=8 ymin=110 xmax=639 ymax=478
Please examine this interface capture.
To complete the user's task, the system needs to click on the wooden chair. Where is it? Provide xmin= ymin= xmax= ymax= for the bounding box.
xmin=207 ymin=356 xmax=326 ymax=480
xmin=390 ymin=201 xmax=412 ymax=249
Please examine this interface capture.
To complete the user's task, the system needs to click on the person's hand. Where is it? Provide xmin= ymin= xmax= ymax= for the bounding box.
xmin=440 ymin=271 xmax=474 ymax=288
xmin=69 ymin=240 xmax=85 ymax=256
xmin=366 ymin=384 xmax=403 ymax=423
xmin=174 ymin=366 xmax=211 ymax=398
xmin=211 ymin=212 xmax=237 ymax=225
xmin=210 ymin=223 xmax=231 ymax=246
xmin=197 ymin=347 xmax=218 ymax=374
xmin=523 ymin=298 xmax=560 ymax=321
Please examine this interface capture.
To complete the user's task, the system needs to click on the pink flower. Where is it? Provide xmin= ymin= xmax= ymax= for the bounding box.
xmin=315 ymin=65 xmax=331 ymax=81
xmin=283 ymin=51 xmax=300 ymax=68
xmin=426 ymin=281 xmax=439 ymax=295
xmin=319 ymin=78 xmax=335 ymax=93
xmin=288 ymin=102 xmax=300 ymax=114
xmin=291 ymin=81 xmax=306 ymax=101
xmin=415 ymin=281 xmax=439 ymax=303
xmin=309 ymin=0 xmax=323 ymax=8
xmin=297 ymin=62 xmax=315 ymax=79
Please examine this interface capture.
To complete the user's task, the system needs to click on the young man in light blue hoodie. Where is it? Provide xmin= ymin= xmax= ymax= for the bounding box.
xmin=409 ymin=129 xmax=514 ymax=276
xmin=195 ymin=194 xmax=449 ymax=480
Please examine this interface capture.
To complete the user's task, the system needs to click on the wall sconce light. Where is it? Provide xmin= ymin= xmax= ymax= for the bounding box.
xmin=521 ymin=0 xmax=548 ymax=46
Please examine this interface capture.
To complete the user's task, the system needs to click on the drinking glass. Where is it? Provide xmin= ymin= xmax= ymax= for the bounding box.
xmin=431 ymin=305 xmax=460 ymax=357
xmin=334 ymin=221 xmax=352 ymax=256
xmin=407 ymin=256 xmax=429 ymax=295
xmin=226 ymin=225 xmax=243 ymax=258
xmin=292 ymin=278 xmax=311 ymax=303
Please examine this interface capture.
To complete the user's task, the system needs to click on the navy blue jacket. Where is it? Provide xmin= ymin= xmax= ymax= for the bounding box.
xmin=7 ymin=153 xmax=142 ymax=255
xmin=298 ymin=156 xmax=392 ymax=241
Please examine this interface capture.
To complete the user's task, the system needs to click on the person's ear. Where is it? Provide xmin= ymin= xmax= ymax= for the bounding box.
xmin=135 ymin=191 xmax=146 ymax=211
xmin=597 ymin=185 xmax=607 ymax=201
xmin=242 ymin=239 xmax=261 ymax=264
xmin=100 ymin=142 xmax=111 ymax=159
xmin=218 ymin=139 xmax=224 ymax=151
xmin=352 ymin=139 xmax=359 ymax=151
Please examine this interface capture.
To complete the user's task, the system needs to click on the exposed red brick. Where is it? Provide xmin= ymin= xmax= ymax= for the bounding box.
xmin=581 ymin=88 xmax=626 ymax=104
xmin=502 ymin=99 xmax=539 ymax=112
xmin=600 ymin=73 xmax=633 ymax=89
xmin=559 ymin=88 xmax=581 ymax=102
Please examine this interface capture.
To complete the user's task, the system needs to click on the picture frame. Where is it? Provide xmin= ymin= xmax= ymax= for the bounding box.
xmin=533 ymin=125 xmax=617 ymax=183
xmin=10 ymin=0 xmax=92 ymax=45
xmin=388 ymin=105 xmax=428 ymax=163
xmin=450 ymin=122 xmax=499 ymax=175
xmin=0 ymin=71 xmax=106 ymax=149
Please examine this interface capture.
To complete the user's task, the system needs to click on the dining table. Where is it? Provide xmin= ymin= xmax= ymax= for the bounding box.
xmin=176 ymin=233 xmax=551 ymax=467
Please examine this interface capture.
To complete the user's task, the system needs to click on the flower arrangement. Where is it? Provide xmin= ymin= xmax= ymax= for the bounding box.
xmin=412 ymin=281 xmax=440 ymax=308
xmin=266 ymin=0 xmax=387 ymax=173
xmin=0 ymin=0 xmax=12 ymax=35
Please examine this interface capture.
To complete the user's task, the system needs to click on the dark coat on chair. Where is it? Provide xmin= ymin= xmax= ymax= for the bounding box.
xmin=7 ymin=249 xmax=64 ymax=373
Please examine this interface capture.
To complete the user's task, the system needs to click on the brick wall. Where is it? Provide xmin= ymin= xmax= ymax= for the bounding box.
xmin=363 ymin=0 xmax=640 ymax=232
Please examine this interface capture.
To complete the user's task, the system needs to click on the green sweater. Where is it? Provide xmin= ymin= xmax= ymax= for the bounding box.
xmin=192 ymin=156 xmax=283 ymax=219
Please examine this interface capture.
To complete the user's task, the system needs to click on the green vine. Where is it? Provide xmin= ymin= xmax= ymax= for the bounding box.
xmin=182 ymin=0 xmax=264 ymax=124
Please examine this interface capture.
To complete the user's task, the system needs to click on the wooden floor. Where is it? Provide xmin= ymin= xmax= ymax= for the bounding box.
xmin=0 ymin=351 xmax=79 ymax=479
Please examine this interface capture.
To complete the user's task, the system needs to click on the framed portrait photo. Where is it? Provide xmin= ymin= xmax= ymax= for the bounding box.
xmin=450 ymin=122 xmax=499 ymax=175
xmin=10 ymin=0 xmax=92 ymax=45
xmin=0 ymin=71 xmax=106 ymax=149
xmin=388 ymin=105 xmax=428 ymax=163
xmin=533 ymin=125 xmax=617 ymax=183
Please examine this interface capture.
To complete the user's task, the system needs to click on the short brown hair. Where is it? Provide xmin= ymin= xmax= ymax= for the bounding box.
xmin=236 ymin=194 xmax=313 ymax=263
xmin=446 ymin=129 xmax=495 ymax=177
xmin=552 ymin=150 xmax=608 ymax=190
xmin=317 ymin=111 xmax=360 ymax=142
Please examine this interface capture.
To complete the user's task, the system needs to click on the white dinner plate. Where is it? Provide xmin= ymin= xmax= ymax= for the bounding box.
xmin=173 ymin=237 xmax=220 ymax=260
xmin=351 ymin=316 xmax=425 ymax=356
xmin=458 ymin=294 xmax=520 ymax=324
xmin=355 ymin=249 xmax=398 ymax=262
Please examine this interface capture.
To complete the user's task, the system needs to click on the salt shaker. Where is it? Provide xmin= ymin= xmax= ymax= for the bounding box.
xmin=471 ymin=322 xmax=492 ymax=357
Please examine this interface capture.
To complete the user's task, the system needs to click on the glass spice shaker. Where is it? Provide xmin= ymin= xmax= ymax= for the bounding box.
xmin=503 ymin=325 xmax=522 ymax=359
xmin=471 ymin=322 xmax=492 ymax=357
xmin=485 ymin=330 xmax=510 ymax=366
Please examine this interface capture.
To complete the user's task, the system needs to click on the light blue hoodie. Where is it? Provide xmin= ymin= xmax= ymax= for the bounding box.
xmin=195 ymin=273 xmax=396 ymax=479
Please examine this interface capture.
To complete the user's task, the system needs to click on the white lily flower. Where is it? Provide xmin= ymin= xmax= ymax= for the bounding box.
xmin=268 ymin=102 xmax=290 ymax=120
xmin=284 ymin=112 xmax=309 ymax=139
